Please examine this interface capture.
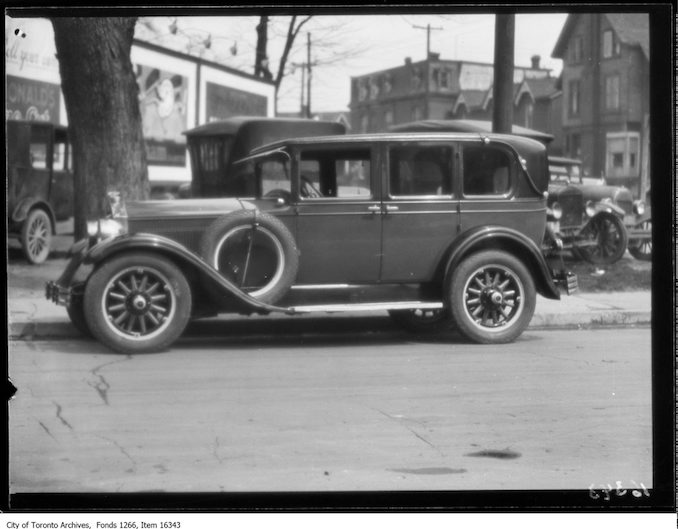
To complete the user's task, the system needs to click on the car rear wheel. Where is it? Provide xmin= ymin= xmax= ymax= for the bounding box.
xmin=84 ymin=252 xmax=192 ymax=354
xmin=199 ymin=210 xmax=299 ymax=305
xmin=449 ymin=250 xmax=535 ymax=344
xmin=628 ymin=219 xmax=652 ymax=261
xmin=388 ymin=308 xmax=453 ymax=334
xmin=21 ymin=208 xmax=53 ymax=264
xmin=574 ymin=212 xmax=628 ymax=265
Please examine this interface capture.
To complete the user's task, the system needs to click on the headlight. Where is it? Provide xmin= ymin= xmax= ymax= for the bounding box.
xmin=585 ymin=200 xmax=596 ymax=218
xmin=548 ymin=202 xmax=563 ymax=220
xmin=87 ymin=218 xmax=127 ymax=240
xmin=106 ymin=191 xmax=128 ymax=218
xmin=633 ymin=200 xmax=645 ymax=215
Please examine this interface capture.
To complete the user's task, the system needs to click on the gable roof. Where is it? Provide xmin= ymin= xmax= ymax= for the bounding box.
xmin=552 ymin=13 xmax=649 ymax=60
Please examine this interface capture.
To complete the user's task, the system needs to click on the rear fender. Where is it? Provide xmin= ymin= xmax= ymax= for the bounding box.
xmin=85 ymin=233 xmax=288 ymax=315
xmin=443 ymin=226 xmax=561 ymax=300
xmin=11 ymin=198 xmax=57 ymax=233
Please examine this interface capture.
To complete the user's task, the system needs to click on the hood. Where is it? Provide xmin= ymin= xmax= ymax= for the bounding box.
xmin=125 ymin=197 xmax=247 ymax=219
xmin=576 ymin=184 xmax=632 ymax=203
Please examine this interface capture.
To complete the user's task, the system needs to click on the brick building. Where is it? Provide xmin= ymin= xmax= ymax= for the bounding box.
xmin=552 ymin=13 xmax=650 ymax=195
xmin=349 ymin=52 xmax=554 ymax=134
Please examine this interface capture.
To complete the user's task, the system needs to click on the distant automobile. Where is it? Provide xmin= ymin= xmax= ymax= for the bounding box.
xmin=7 ymin=120 xmax=73 ymax=264
xmin=547 ymin=156 xmax=651 ymax=263
xmin=47 ymin=131 xmax=576 ymax=353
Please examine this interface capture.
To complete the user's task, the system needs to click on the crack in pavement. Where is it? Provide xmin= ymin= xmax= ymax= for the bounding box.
xmin=39 ymin=420 xmax=58 ymax=441
xmin=52 ymin=400 xmax=73 ymax=430
xmin=98 ymin=435 xmax=137 ymax=472
xmin=87 ymin=355 xmax=133 ymax=405
xmin=373 ymin=408 xmax=445 ymax=456
xmin=212 ymin=437 xmax=226 ymax=464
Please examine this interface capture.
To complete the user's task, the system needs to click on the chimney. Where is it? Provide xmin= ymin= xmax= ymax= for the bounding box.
xmin=531 ymin=55 xmax=541 ymax=69
xmin=428 ymin=52 xmax=440 ymax=61
xmin=405 ymin=57 xmax=412 ymax=65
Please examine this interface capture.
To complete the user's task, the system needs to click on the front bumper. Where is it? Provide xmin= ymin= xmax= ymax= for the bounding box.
xmin=45 ymin=238 xmax=89 ymax=307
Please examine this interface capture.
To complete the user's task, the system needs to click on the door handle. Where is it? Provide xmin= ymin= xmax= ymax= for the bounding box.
xmin=385 ymin=205 xmax=399 ymax=212
xmin=367 ymin=204 xmax=381 ymax=213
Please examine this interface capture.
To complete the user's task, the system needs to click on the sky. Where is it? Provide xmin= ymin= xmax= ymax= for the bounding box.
xmin=136 ymin=12 xmax=570 ymax=114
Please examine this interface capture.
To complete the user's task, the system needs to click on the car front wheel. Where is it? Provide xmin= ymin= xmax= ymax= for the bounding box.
xmin=574 ymin=212 xmax=628 ymax=265
xmin=449 ymin=250 xmax=536 ymax=344
xmin=84 ymin=252 xmax=192 ymax=354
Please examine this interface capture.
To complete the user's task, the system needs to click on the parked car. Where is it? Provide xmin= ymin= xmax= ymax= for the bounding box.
xmin=181 ymin=116 xmax=346 ymax=198
xmin=7 ymin=120 xmax=73 ymax=264
xmin=46 ymin=131 xmax=577 ymax=354
xmin=547 ymin=156 xmax=651 ymax=263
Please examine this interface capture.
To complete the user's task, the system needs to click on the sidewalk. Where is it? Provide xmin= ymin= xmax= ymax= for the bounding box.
xmin=7 ymin=230 xmax=652 ymax=340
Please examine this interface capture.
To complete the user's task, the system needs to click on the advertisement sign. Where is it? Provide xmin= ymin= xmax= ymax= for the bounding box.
xmin=206 ymin=82 xmax=267 ymax=122
xmin=136 ymin=64 xmax=189 ymax=166
xmin=6 ymin=75 xmax=61 ymax=123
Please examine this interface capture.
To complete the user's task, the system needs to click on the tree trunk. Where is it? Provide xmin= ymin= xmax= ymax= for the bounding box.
xmin=51 ymin=17 xmax=148 ymax=240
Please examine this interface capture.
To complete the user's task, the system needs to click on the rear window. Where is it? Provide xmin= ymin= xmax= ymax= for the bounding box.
xmin=462 ymin=144 xmax=513 ymax=196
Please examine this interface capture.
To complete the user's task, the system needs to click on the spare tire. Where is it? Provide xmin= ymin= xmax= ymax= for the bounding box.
xmin=199 ymin=210 xmax=299 ymax=305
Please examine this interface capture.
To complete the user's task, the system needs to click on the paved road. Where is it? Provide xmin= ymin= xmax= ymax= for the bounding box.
xmin=8 ymin=326 xmax=652 ymax=494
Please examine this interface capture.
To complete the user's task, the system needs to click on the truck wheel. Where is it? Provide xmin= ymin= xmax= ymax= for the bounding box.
xmin=199 ymin=210 xmax=299 ymax=305
xmin=388 ymin=308 xmax=453 ymax=334
xmin=449 ymin=250 xmax=535 ymax=344
xmin=84 ymin=252 xmax=192 ymax=354
xmin=628 ymin=219 xmax=652 ymax=261
xmin=575 ymin=212 xmax=628 ymax=265
xmin=21 ymin=209 xmax=53 ymax=264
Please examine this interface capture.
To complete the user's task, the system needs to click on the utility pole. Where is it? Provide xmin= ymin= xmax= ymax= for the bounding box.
xmin=412 ymin=23 xmax=443 ymax=57
xmin=306 ymin=32 xmax=312 ymax=118
xmin=492 ymin=14 xmax=515 ymax=133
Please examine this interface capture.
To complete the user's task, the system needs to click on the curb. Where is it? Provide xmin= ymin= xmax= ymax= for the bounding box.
xmin=8 ymin=310 xmax=653 ymax=341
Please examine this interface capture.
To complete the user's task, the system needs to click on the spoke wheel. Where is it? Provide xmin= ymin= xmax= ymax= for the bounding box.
xmin=388 ymin=308 xmax=452 ymax=334
xmin=84 ymin=253 xmax=192 ymax=353
xmin=575 ymin=213 xmax=628 ymax=265
xmin=20 ymin=209 xmax=53 ymax=264
xmin=450 ymin=250 xmax=535 ymax=344
xmin=628 ymin=220 xmax=652 ymax=261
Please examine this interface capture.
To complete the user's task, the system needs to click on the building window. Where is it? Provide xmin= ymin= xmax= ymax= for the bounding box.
xmin=358 ymin=79 xmax=368 ymax=102
xmin=369 ymin=77 xmax=379 ymax=99
xmin=602 ymin=30 xmax=620 ymax=58
xmin=412 ymin=106 xmax=423 ymax=121
xmin=360 ymin=114 xmax=369 ymax=133
xmin=568 ymin=80 xmax=580 ymax=117
xmin=567 ymin=133 xmax=581 ymax=158
xmin=605 ymin=75 xmax=620 ymax=110
xmin=384 ymin=109 xmax=394 ymax=128
xmin=606 ymin=132 xmax=640 ymax=178
xmin=571 ymin=36 xmax=584 ymax=63
xmin=523 ymin=101 xmax=534 ymax=128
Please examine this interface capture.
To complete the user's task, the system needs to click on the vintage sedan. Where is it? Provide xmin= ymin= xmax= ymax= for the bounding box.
xmin=47 ymin=132 xmax=576 ymax=354
xmin=547 ymin=156 xmax=651 ymax=263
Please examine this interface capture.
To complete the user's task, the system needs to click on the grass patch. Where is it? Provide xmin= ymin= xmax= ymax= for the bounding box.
xmin=567 ymin=259 xmax=652 ymax=293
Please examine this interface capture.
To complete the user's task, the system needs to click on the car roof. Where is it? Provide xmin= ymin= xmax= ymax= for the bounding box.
xmin=248 ymin=131 xmax=546 ymax=156
xmin=390 ymin=119 xmax=555 ymax=144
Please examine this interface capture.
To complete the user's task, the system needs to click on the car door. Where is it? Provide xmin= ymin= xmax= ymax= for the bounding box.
xmin=293 ymin=143 xmax=382 ymax=284
xmin=380 ymin=141 xmax=460 ymax=282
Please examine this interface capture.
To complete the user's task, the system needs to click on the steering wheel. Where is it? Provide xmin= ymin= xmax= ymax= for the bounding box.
xmin=301 ymin=176 xmax=322 ymax=198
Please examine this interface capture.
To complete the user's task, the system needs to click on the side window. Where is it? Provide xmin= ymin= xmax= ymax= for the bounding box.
xmin=389 ymin=144 xmax=452 ymax=197
xmin=29 ymin=127 xmax=51 ymax=169
xmin=299 ymin=148 xmax=372 ymax=199
xmin=462 ymin=145 xmax=513 ymax=196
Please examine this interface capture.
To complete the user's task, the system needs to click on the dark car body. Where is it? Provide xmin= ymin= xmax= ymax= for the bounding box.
xmin=182 ymin=116 xmax=346 ymax=198
xmin=47 ymin=131 xmax=576 ymax=353
xmin=7 ymin=120 xmax=73 ymax=264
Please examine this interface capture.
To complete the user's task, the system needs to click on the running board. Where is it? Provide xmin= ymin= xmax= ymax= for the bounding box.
xmin=287 ymin=301 xmax=444 ymax=314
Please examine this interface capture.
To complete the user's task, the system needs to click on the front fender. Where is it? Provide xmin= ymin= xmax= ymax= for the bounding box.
xmin=443 ymin=225 xmax=561 ymax=300
xmin=85 ymin=233 xmax=288 ymax=314
xmin=592 ymin=201 xmax=625 ymax=217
